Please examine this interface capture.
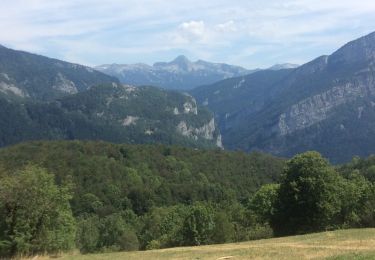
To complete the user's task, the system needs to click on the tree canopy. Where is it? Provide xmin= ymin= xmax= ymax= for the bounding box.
xmin=0 ymin=166 xmax=75 ymax=257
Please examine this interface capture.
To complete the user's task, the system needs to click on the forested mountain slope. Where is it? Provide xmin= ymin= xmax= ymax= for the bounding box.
xmin=0 ymin=45 xmax=118 ymax=101
xmin=0 ymin=84 xmax=221 ymax=148
xmin=192 ymin=31 xmax=375 ymax=163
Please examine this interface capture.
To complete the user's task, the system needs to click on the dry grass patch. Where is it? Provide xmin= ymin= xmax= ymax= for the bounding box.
xmin=35 ymin=228 xmax=375 ymax=260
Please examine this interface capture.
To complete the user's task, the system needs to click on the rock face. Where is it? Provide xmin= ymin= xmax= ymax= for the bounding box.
xmin=183 ymin=100 xmax=198 ymax=114
xmin=277 ymin=74 xmax=375 ymax=136
xmin=177 ymin=118 xmax=223 ymax=148
xmin=95 ymin=55 xmax=254 ymax=90
xmin=52 ymin=73 xmax=78 ymax=94
xmin=192 ymin=31 xmax=375 ymax=163
xmin=177 ymin=118 xmax=215 ymax=140
xmin=0 ymin=44 xmax=118 ymax=101
xmin=121 ymin=116 xmax=139 ymax=126
xmin=0 ymin=82 xmax=27 ymax=97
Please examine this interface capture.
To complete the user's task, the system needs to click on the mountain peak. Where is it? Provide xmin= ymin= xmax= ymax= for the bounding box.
xmin=98 ymin=56 xmax=251 ymax=90
xmin=268 ymin=63 xmax=299 ymax=70
xmin=171 ymin=55 xmax=191 ymax=65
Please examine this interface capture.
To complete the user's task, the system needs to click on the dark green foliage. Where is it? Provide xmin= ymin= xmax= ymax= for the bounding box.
xmin=211 ymin=211 xmax=235 ymax=244
xmin=98 ymin=213 xmax=139 ymax=252
xmin=76 ymin=215 xmax=100 ymax=253
xmin=75 ymin=212 xmax=139 ymax=253
xmin=117 ymin=230 xmax=139 ymax=252
xmin=1 ymin=141 xmax=373 ymax=255
xmin=268 ymin=151 xmax=375 ymax=237
xmin=338 ymin=156 xmax=375 ymax=227
xmin=249 ymin=183 xmax=279 ymax=224
xmin=0 ymin=140 xmax=284 ymax=254
xmin=0 ymin=141 xmax=283 ymax=212
xmin=271 ymin=152 xmax=344 ymax=235
xmin=338 ymin=173 xmax=374 ymax=227
xmin=181 ymin=203 xmax=215 ymax=246
xmin=140 ymin=205 xmax=188 ymax=249
xmin=0 ymin=165 xmax=76 ymax=257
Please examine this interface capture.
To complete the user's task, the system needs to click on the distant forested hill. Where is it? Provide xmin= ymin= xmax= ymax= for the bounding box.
xmin=0 ymin=84 xmax=221 ymax=148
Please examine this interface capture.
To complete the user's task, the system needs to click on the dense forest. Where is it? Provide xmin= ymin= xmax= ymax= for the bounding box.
xmin=0 ymin=141 xmax=374 ymax=257
xmin=0 ymin=141 xmax=283 ymax=256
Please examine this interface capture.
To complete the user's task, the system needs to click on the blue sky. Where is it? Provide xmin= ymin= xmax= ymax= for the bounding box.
xmin=1 ymin=0 xmax=375 ymax=69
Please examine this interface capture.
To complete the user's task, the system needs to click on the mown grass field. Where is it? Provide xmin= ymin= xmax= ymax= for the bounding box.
xmin=40 ymin=229 xmax=375 ymax=260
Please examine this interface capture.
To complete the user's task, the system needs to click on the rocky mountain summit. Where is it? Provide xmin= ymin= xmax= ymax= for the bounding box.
xmin=95 ymin=55 xmax=254 ymax=90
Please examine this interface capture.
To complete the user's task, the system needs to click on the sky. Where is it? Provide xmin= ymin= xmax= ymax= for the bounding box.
xmin=1 ymin=0 xmax=375 ymax=69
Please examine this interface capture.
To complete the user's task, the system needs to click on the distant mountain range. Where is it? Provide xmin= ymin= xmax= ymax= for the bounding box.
xmin=0 ymin=46 xmax=221 ymax=148
xmin=95 ymin=55 xmax=252 ymax=90
xmin=192 ymin=31 xmax=375 ymax=163
xmin=95 ymin=56 xmax=298 ymax=90
xmin=268 ymin=63 xmax=300 ymax=70
xmin=3 ymin=31 xmax=375 ymax=163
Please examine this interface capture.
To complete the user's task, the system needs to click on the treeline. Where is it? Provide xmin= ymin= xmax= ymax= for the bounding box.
xmin=0 ymin=141 xmax=283 ymax=257
xmin=1 ymin=142 xmax=374 ymax=258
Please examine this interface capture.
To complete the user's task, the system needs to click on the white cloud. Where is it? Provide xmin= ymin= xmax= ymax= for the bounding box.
xmin=216 ymin=21 xmax=237 ymax=33
xmin=177 ymin=20 xmax=206 ymax=42
xmin=1 ymin=0 xmax=375 ymax=67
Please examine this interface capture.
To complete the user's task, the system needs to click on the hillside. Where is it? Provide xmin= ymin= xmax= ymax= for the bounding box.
xmin=1 ymin=142 xmax=375 ymax=258
xmin=0 ymin=140 xmax=283 ymax=209
xmin=0 ymin=45 xmax=223 ymax=149
xmin=42 ymin=229 xmax=375 ymax=260
xmin=95 ymin=55 xmax=253 ymax=90
xmin=0 ymin=45 xmax=118 ymax=101
xmin=192 ymin=31 xmax=375 ymax=163
xmin=0 ymin=83 xmax=221 ymax=148
xmin=0 ymin=140 xmax=284 ymax=254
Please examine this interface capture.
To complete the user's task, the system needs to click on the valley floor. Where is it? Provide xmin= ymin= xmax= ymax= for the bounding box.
xmin=38 ymin=228 xmax=375 ymax=260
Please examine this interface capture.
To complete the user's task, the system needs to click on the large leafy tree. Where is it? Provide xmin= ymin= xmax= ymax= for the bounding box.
xmin=0 ymin=166 xmax=76 ymax=257
xmin=271 ymin=151 xmax=344 ymax=236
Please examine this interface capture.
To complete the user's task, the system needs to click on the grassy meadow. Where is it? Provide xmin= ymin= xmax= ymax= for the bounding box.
xmin=37 ymin=228 xmax=375 ymax=260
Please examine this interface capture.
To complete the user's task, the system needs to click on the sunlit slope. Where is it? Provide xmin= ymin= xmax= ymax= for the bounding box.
xmin=45 ymin=228 xmax=375 ymax=260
